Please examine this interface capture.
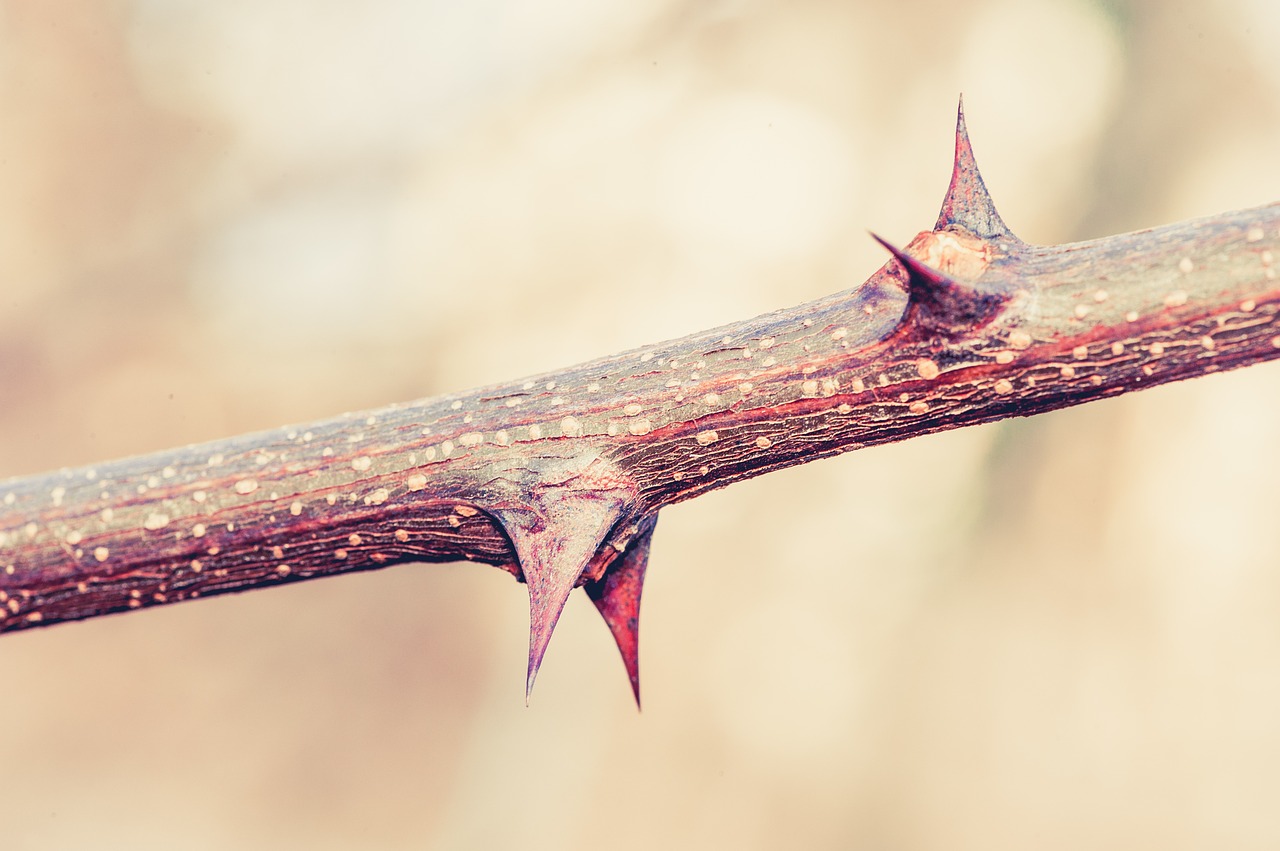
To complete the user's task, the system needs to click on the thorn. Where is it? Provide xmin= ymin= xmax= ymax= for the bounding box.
xmin=585 ymin=514 xmax=657 ymax=709
xmin=935 ymin=96 xmax=1018 ymax=242
xmin=870 ymin=232 xmax=1009 ymax=332
xmin=488 ymin=487 xmax=633 ymax=704
xmin=869 ymin=232 xmax=954 ymax=293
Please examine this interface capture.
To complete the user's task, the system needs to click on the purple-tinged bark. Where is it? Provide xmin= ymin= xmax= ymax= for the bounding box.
xmin=2 ymin=102 xmax=1278 ymax=702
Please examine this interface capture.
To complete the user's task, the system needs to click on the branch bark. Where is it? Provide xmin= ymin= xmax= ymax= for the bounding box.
xmin=3 ymin=103 xmax=1278 ymax=700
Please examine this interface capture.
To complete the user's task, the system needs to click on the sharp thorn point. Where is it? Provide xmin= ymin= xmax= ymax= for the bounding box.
xmin=524 ymin=562 xmax=578 ymax=702
xmin=935 ymin=96 xmax=1017 ymax=242
xmin=868 ymin=230 xmax=900 ymax=256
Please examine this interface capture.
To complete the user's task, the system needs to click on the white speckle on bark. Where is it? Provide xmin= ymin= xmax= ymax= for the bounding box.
xmin=143 ymin=513 xmax=170 ymax=531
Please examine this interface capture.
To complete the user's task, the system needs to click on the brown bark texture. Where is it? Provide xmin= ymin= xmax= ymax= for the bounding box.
xmin=2 ymin=104 xmax=1278 ymax=702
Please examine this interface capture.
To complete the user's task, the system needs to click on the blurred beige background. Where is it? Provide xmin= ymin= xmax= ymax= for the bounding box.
xmin=4 ymin=1 xmax=1280 ymax=848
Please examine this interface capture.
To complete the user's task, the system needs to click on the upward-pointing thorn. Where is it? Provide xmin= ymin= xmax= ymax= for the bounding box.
xmin=935 ymin=96 xmax=1019 ymax=242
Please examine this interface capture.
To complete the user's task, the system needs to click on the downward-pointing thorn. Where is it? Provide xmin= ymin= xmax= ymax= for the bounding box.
xmin=523 ymin=549 xmax=582 ymax=702
xmin=484 ymin=471 xmax=635 ymax=703
xmin=585 ymin=514 xmax=657 ymax=709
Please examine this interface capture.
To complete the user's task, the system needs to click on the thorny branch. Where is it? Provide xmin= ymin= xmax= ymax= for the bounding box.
xmin=3 ymin=102 xmax=1279 ymax=704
